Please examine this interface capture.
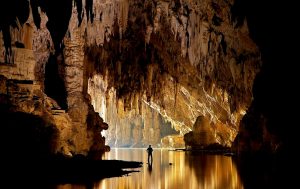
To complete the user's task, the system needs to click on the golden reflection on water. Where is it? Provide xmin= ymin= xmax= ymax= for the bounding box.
xmin=94 ymin=148 xmax=244 ymax=189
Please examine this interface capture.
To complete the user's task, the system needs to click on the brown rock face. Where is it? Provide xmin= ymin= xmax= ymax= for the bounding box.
xmin=0 ymin=75 xmax=72 ymax=157
xmin=1 ymin=0 xmax=262 ymax=152
xmin=184 ymin=116 xmax=216 ymax=148
xmin=88 ymin=75 xmax=179 ymax=147
xmin=83 ymin=0 xmax=260 ymax=147
xmin=0 ymin=74 xmax=107 ymax=157
xmin=0 ymin=1 xmax=108 ymax=157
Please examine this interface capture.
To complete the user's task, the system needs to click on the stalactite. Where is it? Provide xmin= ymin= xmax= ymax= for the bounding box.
xmin=0 ymin=0 xmax=263 ymax=150
xmin=173 ymin=78 xmax=178 ymax=116
xmin=118 ymin=0 xmax=129 ymax=39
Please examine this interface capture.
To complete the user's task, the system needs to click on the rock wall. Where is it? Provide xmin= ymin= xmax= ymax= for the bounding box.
xmin=0 ymin=75 xmax=72 ymax=157
xmin=83 ymin=0 xmax=260 ymax=147
xmin=1 ymin=0 xmax=262 ymax=151
xmin=0 ymin=4 xmax=53 ymax=87
xmin=0 ymin=48 xmax=35 ymax=81
xmin=0 ymin=1 xmax=108 ymax=157
xmin=230 ymin=0 xmax=296 ymax=156
xmin=88 ymin=74 xmax=178 ymax=147
xmin=184 ymin=115 xmax=216 ymax=148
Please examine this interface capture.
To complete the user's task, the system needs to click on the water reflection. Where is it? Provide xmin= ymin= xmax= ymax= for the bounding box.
xmin=147 ymin=160 xmax=153 ymax=174
xmin=95 ymin=148 xmax=243 ymax=189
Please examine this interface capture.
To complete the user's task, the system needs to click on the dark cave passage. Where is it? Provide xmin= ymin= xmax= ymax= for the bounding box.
xmin=231 ymin=0 xmax=297 ymax=153
xmin=44 ymin=54 xmax=68 ymax=110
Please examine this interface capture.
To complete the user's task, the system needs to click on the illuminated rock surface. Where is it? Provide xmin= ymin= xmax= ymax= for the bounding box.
xmin=83 ymin=0 xmax=261 ymax=147
xmin=1 ymin=0 xmax=262 ymax=156
xmin=184 ymin=115 xmax=216 ymax=148
xmin=1 ymin=1 xmax=296 ymax=188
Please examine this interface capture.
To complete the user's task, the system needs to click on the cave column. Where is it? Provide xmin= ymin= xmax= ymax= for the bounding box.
xmin=63 ymin=15 xmax=91 ymax=154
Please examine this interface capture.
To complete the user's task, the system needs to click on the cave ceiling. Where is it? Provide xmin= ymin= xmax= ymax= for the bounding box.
xmin=0 ymin=0 xmax=262 ymax=147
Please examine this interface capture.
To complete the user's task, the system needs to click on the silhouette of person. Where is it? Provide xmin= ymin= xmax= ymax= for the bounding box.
xmin=146 ymin=145 xmax=153 ymax=164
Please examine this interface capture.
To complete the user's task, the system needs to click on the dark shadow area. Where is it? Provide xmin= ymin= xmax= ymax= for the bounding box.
xmin=2 ymin=158 xmax=142 ymax=188
xmin=232 ymin=0 xmax=297 ymax=149
xmin=85 ymin=0 xmax=94 ymax=23
xmin=231 ymin=0 xmax=297 ymax=187
xmin=0 ymin=111 xmax=58 ymax=161
xmin=234 ymin=151 xmax=292 ymax=189
xmin=0 ymin=0 xmax=29 ymax=61
xmin=44 ymin=54 xmax=68 ymax=109
xmin=0 ymin=109 xmax=142 ymax=187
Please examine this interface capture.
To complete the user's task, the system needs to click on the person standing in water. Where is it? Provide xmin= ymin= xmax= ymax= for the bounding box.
xmin=147 ymin=145 xmax=153 ymax=164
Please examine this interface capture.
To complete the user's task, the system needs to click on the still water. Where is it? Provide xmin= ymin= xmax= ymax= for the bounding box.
xmin=57 ymin=148 xmax=244 ymax=189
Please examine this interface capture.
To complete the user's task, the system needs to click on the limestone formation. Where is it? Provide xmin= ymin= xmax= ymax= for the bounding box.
xmin=83 ymin=0 xmax=260 ymax=147
xmin=184 ymin=116 xmax=216 ymax=148
xmin=0 ymin=0 xmax=262 ymax=154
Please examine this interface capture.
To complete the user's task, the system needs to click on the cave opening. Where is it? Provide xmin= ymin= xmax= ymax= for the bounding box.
xmin=44 ymin=54 xmax=68 ymax=110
